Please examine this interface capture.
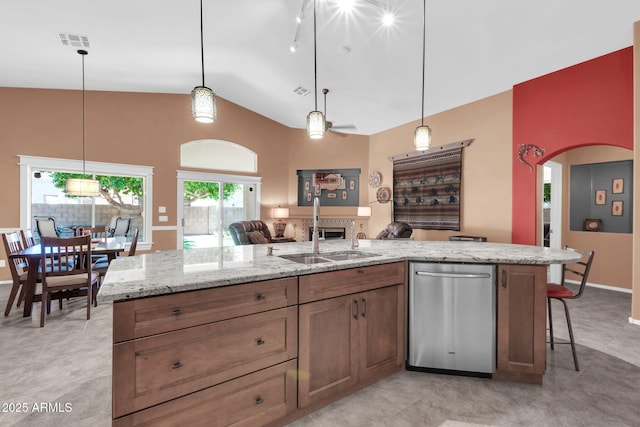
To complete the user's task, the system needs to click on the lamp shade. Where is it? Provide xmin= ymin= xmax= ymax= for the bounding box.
xmin=66 ymin=178 xmax=100 ymax=197
xmin=414 ymin=124 xmax=432 ymax=150
xmin=307 ymin=110 xmax=325 ymax=139
xmin=191 ymin=86 xmax=217 ymax=123
xmin=272 ymin=207 xmax=290 ymax=219
xmin=357 ymin=206 xmax=372 ymax=217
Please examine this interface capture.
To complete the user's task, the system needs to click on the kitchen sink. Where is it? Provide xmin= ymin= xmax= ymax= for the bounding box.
xmin=279 ymin=251 xmax=378 ymax=264
xmin=278 ymin=254 xmax=331 ymax=264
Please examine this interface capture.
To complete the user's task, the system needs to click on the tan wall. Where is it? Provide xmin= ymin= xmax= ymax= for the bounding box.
xmin=555 ymin=146 xmax=634 ymax=290
xmin=0 ymin=87 xmax=369 ymax=280
xmin=369 ymin=91 xmax=514 ymax=243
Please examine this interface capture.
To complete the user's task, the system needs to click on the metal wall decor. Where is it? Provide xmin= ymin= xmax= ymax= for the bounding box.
xmin=517 ymin=144 xmax=545 ymax=173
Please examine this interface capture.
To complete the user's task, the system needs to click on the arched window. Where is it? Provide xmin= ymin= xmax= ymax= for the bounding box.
xmin=180 ymin=139 xmax=257 ymax=173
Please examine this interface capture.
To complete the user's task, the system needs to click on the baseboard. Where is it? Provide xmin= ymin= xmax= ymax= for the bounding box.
xmin=629 ymin=317 xmax=640 ymax=326
xmin=0 ymin=280 xmax=12 ymax=285
xmin=565 ymin=279 xmax=632 ymax=294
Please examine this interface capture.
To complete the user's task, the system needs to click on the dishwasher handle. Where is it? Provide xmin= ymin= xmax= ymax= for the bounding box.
xmin=415 ymin=271 xmax=492 ymax=279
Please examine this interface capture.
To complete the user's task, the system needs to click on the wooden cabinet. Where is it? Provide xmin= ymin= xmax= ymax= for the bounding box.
xmin=112 ymin=277 xmax=298 ymax=425
xmin=298 ymin=262 xmax=405 ymax=408
xmin=495 ymin=264 xmax=547 ymax=384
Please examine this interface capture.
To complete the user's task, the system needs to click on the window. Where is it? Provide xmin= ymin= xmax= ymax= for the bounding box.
xmin=19 ymin=155 xmax=153 ymax=249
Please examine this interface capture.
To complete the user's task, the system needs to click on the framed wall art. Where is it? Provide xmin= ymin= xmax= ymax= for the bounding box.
xmin=612 ymin=178 xmax=624 ymax=194
xmin=297 ymin=168 xmax=361 ymax=206
xmin=612 ymin=200 xmax=623 ymax=216
xmin=595 ymin=190 xmax=606 ymax=205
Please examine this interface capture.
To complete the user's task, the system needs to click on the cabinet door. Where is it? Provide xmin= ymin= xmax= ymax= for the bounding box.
xmin=298 ymin=294 xmax=358 ymax=408
xmin=496 ymin=264 xmax=546 ymax=383
xmin=359 ymin=285 xmax=404 ymax=381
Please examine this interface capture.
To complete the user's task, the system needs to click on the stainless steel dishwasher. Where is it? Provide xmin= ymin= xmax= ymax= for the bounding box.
xmin=407 ymin=262 xmax=496 ymax=377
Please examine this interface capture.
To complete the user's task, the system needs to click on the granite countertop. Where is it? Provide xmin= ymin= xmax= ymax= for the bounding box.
xmin=97 ymin=240 xmax=582 ymax=302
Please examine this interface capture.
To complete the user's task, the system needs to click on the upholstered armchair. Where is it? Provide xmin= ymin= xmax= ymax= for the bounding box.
xmin=228 ymin=220 xmax=275 ymax=245
xmin=375 ymin=222 xmax=413 ymax=239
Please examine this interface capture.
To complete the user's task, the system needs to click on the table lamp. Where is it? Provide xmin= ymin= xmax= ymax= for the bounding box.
xmin=356 ymin=206 xmax=372 ymax=238
xmin=272 ymin=206 xmax=290 ymax=238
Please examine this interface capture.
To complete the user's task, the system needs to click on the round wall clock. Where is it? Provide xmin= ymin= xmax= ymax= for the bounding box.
xmin=368 ymin=171 xmax=382 ymax=188
xmin=376 ymin=186 xmax=391 ymax=203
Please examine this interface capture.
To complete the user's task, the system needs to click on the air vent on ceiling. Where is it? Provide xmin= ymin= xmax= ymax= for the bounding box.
xmin=58 ymin=33 xmax=90 ymax=48
xmin=293 ymin=86 xmax=310 ymax=97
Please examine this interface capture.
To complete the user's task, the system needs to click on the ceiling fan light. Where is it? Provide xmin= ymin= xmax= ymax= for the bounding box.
xmin=66 ymin=178 xmax=100 ymax=197
xmin=414 ymin=125 xmax=432 ymax=150
xmin=191 ymin=86 xmax=217 ymax=123
xmin=307 ymin=110 xmax=326 ymax=139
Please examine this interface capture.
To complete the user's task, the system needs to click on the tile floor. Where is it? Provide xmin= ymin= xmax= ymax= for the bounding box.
xmin=0 ymin=282 xmax=638 ymax=426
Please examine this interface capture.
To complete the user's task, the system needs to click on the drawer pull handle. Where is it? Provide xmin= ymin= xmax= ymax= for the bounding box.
xmin=172 ymin=362 xmax=183 ymax=369
xmin=172 ymin=309 xmax=182 ymax=316
xmin=255 ymin=396 xmax=264 ymax=405
xmin=255 ymin=293 xmax=266 ymax=301
xmin=256 ymin=338 xmax=265 ymax=345
xmin=357 ymin=269 xmax=365 ymax=274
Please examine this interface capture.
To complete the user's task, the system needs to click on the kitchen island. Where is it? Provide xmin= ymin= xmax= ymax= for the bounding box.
xmin=99 ymin=240 xmax=580 ymax=427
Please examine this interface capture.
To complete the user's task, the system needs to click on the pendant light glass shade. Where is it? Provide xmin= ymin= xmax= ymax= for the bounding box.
xmin=306 ymin=0 xmax=324 ymax=140
xmin=66 ymin=178 xmax=100 ymax=197
xmin=191 ymin=85 xmax=216 ymax=123
xmin=307 ymin=110 xmax=325 ymax=139
xmin=192 ymin=0 xmax=216 ymax=124
xmin=414 ymin=0 xmax=432 ymax=151
xmin=66 ymin=49 xmax=99 ymax=197
xmin=414 ymin=124 xmax=432 ymax=150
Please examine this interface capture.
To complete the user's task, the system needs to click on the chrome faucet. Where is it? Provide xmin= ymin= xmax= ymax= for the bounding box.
xmin=350 ymin=220 xmax=359 ymax=249
xmin=312 ymin=197 xmax=320 ymax=255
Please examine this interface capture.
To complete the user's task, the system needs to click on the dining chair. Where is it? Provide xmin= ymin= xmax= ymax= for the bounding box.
xmin=39 ymin=235 xmax=99 ymax=327
xmin=35 ymin=217 xmax=59 ymax=238
xmin=93 ymin=227 xmax=139 ymax=285
xmin=547 ymin=246 xmax=595 ymax=371
xmin=2 ymin=232 xmax=29 ymax=316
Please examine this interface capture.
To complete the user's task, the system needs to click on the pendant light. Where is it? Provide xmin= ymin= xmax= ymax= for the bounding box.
xmin=306 ymin=0 xmax=325 ymax=139
xmin=66 ymin=49 xmax=100 ymax=197
xmin=414 ymin=0 xmax=432 ymax=150
xmin=191 ymin=0 xmax=217 ymax=123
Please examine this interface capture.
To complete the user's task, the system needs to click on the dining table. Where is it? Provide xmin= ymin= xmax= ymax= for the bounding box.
xmin=9 ymin=236 xmax=127 ymax=317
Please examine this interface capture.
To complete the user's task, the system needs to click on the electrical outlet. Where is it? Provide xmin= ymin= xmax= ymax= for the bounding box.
xmin=0 ymin=260 xmax=5 ymax=268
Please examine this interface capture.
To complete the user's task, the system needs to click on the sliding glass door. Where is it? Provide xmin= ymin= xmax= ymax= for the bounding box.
xmin=177 ymin=171 xmax=260 ymax=249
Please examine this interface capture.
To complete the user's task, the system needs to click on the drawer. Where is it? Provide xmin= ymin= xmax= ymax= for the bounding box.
xmin=113 ymin=306 xmax=298 ymax=418
xmin=114 ymin=277 xmax=298 ymax=342
xmin=114 ymin=359 xmax=298 ymax=427
xmin=299 ymin=262 xmax=405 ymax=303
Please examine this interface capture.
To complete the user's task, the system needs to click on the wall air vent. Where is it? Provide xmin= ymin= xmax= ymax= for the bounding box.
xmin=293 ymin=86 xmax=310 ymax=97
xmin=58 ymin=33 xmax=90 ymax=48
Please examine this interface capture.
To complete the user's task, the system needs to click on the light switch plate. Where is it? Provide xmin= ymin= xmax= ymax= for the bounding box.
xmin=0 ymin=260 xmax=5 ymax=268
xmin=159 ymin=215 xmax=168 ymax=222
xmin=158 ymin=206 xmax=166 ymax=213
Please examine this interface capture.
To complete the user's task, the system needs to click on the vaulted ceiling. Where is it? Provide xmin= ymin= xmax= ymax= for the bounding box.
xmin=2 ymin=0 xmax=640 ymax=135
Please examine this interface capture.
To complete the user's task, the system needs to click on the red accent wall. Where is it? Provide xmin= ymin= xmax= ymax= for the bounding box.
xmin=512 ymin=47 xmax=634 ymax=244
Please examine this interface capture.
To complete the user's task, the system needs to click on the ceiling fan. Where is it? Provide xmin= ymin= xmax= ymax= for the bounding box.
xmin=322 ymin=88 xmax=357 ymax=136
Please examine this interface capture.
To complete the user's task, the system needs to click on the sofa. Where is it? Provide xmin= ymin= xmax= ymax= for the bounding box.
xmin=228 ymin=220 xmax=275 ymax=245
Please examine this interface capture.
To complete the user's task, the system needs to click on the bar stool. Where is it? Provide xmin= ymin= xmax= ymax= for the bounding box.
xmin=547 ymin=247 xmax=595 ymax=371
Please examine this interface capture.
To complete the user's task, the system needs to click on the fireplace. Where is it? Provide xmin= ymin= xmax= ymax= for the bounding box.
xmin=301 ymin=218 xmax=354 ymax=241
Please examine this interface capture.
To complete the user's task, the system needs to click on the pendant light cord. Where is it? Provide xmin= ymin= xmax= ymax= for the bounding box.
xmin=420 ymin=0 xmax=426 ymax=127
xmin=200 ymin=0 xmax=205 ymax=87
xmin=313 ymin=0 xmax=318 ymax=111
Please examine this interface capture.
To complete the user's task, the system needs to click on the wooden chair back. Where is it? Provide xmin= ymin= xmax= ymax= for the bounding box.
xmin=21 ymin=229 xmax=37 ymax=248
xmin=128 ymin=227 xmax=140 ymax=256
xmin=85 ymin=226 xmax=108 ymax=242
xmin=2 ymin=232 xmax=29 ymax=316
xmin=561 ymin=246 xmax=595 ymax=299
xmin=39 ymin=235 xmax=98 ymax=327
